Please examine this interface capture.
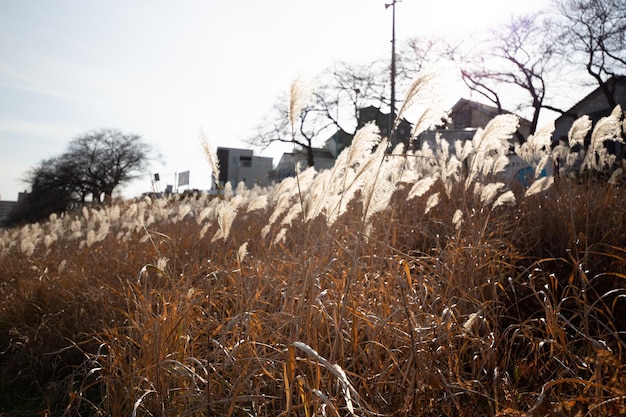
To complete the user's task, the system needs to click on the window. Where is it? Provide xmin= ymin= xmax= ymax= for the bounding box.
xmin=239 ymin=155 xmax=252 ymax=167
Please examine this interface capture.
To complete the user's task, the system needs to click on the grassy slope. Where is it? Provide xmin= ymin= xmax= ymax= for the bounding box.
xmin=0 ymin=178 xmax=625 ymax=416
xmin=1 ymin=104 xmax=626 ymax=415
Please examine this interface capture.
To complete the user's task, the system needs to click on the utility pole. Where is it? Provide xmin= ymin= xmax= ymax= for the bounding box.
xmin=385 ymin=0 xmax=400 ymax=142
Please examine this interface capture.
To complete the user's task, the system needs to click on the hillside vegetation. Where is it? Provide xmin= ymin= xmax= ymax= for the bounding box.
xmin=1 ymin=79 xmax=626 ymax=416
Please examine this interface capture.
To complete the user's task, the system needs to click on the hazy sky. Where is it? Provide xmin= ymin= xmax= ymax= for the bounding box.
xmin=0 ymin=0 xmax=549 ymax=200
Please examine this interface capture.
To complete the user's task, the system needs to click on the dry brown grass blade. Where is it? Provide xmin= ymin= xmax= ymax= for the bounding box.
xmin=284 ymin=344 xmax=296 ymax=413
xmin=293 ymin=341 xmax=360 ymax=416
xmin=225 ymin=375 xmax=243 ymax=417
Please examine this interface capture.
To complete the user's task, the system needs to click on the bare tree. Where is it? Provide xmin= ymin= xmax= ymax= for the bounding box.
xmin=316 ymin=60 xmax=389 ymax=134
xmin=553 ymin=0 xmax=626 ymax=108
xmin=10 ymin=129 xmax=155 ymax=224
xmin=10 ymin=156 xmax=87 ymax=224
xmin=249 ymin=38 xmax=466 ymax=167
xmin=248 ymin=93 xmax=333 ymax=168
xmin=396 ymin=36 xmax=453 ymax=92
xmin=66 ymin=128 xmax=154 ymax=202
xmin=454 ymin=14 xmax=563 ymax=134
xmin=248 ymin=61 xmax=389 ymax=167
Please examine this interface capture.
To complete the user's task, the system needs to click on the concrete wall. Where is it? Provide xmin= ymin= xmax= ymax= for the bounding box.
xmin=217 ymin=147 xmax=273 ymax=188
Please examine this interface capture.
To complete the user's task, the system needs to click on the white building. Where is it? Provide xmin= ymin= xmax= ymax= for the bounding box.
xmin=216 ymin=147 xmax=273 ymax=189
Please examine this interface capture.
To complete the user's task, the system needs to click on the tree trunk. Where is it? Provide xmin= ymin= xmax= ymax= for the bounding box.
xmin=306 ymin=147 xmax=315 ymax=168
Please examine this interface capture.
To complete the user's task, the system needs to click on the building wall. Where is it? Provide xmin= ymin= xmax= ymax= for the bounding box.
xmin=314 ymin=156 xmax=335 ymax=171
xmin=0 ymin=200 xmax=17 ymax=227
xmin=448 ymin=100 xmax=497 ymax=130
xmin=553 ymin=78 xmax=626 ymax=144
xmin=273 ymin=151 xmax=336 ymax=181
xmin=217 ymin=147 xmax=273 ymax=189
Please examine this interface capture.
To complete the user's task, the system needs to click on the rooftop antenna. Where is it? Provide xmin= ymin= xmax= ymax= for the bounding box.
xmin=385 ymin=0 xmax=401 ymax=142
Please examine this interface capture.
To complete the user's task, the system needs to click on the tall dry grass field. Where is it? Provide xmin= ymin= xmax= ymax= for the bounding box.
xmin=1 ymin=77 xmax=626 ymax=416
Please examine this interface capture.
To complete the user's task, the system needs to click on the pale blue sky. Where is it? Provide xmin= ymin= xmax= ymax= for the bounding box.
xmin=0 ymin=0 xmax=548 ymax=200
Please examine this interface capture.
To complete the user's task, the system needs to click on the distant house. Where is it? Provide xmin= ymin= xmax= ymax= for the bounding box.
xmin=0 ymin=200 xmax=17 ymax=227
xmin=216 ymin=147 xmax=274 ymax=189
xmin=0 ymin=192 xmax=27 ymax=227
xmin=272 ymin=148 xmax=335 ymax=181
xmin=355 ymin=106 xmax=413 ymax=149
xmin=324 ymin=106 xmax=413 ymax=158
xmin=416 ymin=98 xmax=532 ymax=149
xmin=325 ymin=128 xmax=353 ymax=159
xmin=271 ymin=106 xmax=412 ymax=182
xmin=552 ymin=76 xmax=626 ymax=149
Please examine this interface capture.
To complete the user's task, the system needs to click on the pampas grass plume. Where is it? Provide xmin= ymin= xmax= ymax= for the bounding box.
xmin=452 ymin=209 xmax=463 ymax=230
xmin=525 ymin=176 xmax=554 ymax=197
xmin=346 ymin=122 xmax=381 ymax=167
xmin=200 ymin=128 xmax=220 ymax=181
xmin=479 ymin=182 xmax=505 ymax=206
xmin=396 ymin=64 xmax=455 ymax=139
xmin=237 ymin=242 xmax=248 ymax=264
xmin=568 ymin=115 xmax=592 ymax=148
xmin=281 ymin=203 xmax=302 ymax=227
xmin=247 ymin=195 xmax=268 ymax=213
xmin=582 ymin=105 xmax=623 ymax=171
xmin=424 ymin=192 xmax=440 ymax=214
xmin=592 ymin=105 xmax=623 ymax=145
xmin=492 ymin=190 xmax=516 ymax=209
xmin=273 ymin=228 xmax=287 ymax=245
xmin=407 ymin=176 xmax=436 ymax=201
xmin=157 ymin=257 xmax=169 ymax=271
xmin=288 ymin=78 xmax=313 ymax=136
xmin=57 ymin=259 xmax=67 ymax=274
xmin=212 ymin=202 xmax=238 ymax=242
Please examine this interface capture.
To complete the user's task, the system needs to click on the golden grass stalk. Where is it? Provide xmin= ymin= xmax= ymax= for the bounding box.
xmin=200 ymin=128 xmax=220 ymax=182
xmin=288 ymin=78 xmax=313 ymax=138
